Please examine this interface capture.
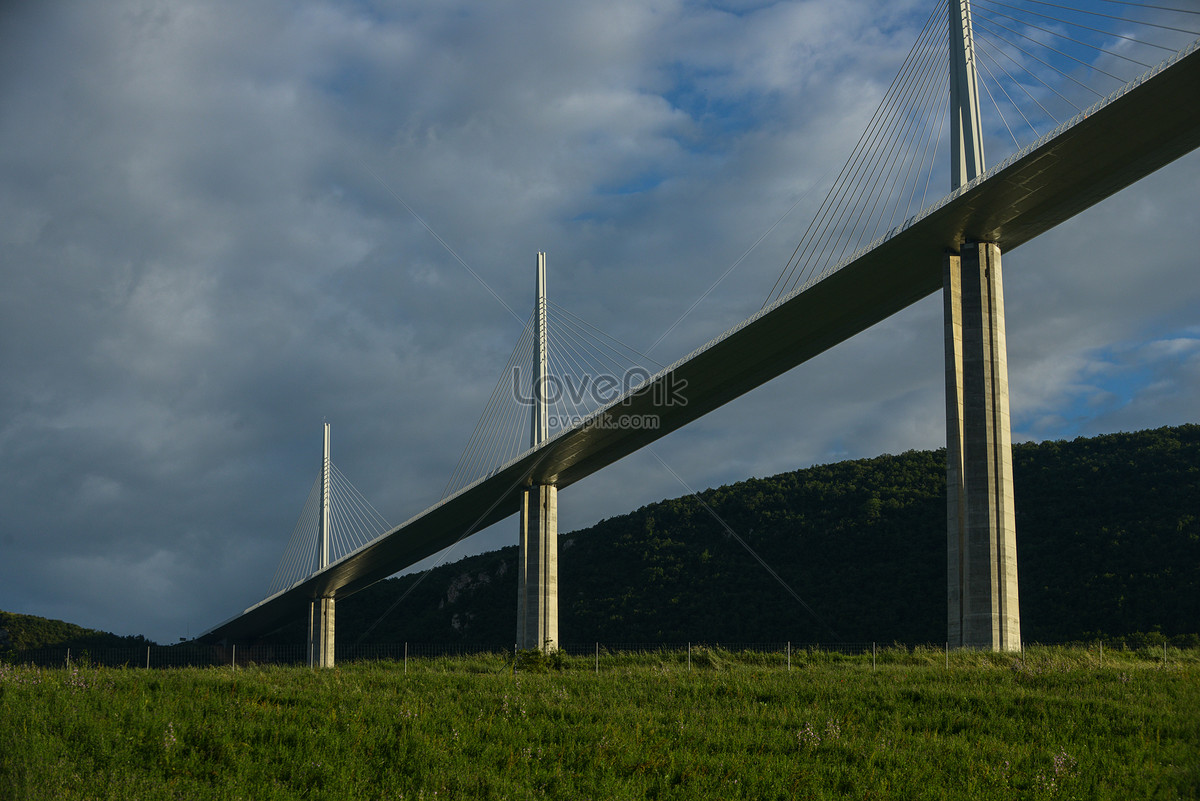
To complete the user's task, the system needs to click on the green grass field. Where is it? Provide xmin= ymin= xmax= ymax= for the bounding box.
xmin=2 ymin=647 xmax=1197 ymax=800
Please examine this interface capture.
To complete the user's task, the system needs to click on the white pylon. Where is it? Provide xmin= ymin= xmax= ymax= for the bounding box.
xmin=950 ymin=0 xmax=985 ymax=188
xmin=319 ymin=422 xmax=330 ymax=571
xmin=532 ymin=252 xmax=549 ymax=448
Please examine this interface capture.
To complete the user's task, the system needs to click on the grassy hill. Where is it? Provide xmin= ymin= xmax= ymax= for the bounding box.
xmin=3 ymin=651 xmax=1198 ymax=799
xmin=317 ymin=424 xmax=1200 ymax=647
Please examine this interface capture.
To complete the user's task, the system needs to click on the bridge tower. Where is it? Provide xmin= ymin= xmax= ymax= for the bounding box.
xmin=516 ymin=252 xmax=559 ymax=652
xmin=308 ymin=422 xmax=336 ymax=667
xmin=944 ymin=0 xmax=1020 ymax=651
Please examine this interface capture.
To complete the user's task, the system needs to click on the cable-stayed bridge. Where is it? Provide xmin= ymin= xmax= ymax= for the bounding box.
xmin=201 ymin=1 xmax=1200 ymax=661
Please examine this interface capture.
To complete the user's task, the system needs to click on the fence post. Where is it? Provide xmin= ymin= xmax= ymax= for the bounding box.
xmin=404 ymin=642 xmax=408 ymax=675
xmin=787 ymin=641 xmax=791 ymax=672
xmin=872 ymin=642 xmax=876 ymax=672
xmin=1099 ymin=640 xmax=1103 ymax=668
xmin=66 ymin=648 xmax=70 ymax=667
xmin=595 ymin=642 xmax=599 ymax=675
xmin=232 ymin=644 xmax=236 ymax=670
xmin=687 ymin=642 xmax=691 ymax=671
xmin=945 ymin=641 xmax=949 ymax=669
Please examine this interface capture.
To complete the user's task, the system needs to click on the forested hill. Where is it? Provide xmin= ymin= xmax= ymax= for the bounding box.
xmin=314 ymin=424 xmax=1199 ymax=647
xmin=11 ymin=425 xmax=1199 ymax=650
xmin=0 ymin=610 xmax=154 ymax=651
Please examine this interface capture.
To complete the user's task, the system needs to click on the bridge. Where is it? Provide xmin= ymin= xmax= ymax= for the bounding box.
xmin=201 ymin=1 xmax=1200 ymax=663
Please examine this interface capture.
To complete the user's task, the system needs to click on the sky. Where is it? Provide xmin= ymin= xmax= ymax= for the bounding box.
xmin=1 ymin=0 xmax=1197 ymax=645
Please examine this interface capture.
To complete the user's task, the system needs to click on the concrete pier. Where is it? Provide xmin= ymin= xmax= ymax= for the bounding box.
xmin=944 ymin=242 xmax=1021 ymax=650
xmin=517 ymin=484 xmax=558 ymax=651
xmin=309 ymin=596 xmax=335 ymax=667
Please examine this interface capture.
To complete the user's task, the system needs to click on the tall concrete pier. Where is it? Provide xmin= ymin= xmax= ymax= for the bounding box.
xmin=309 ymin=596 xmax=335 ymax=667
xmin=517 ymin=483 xmax=558 ymax=651
xmin=516 ymin=253 xmax=559 ymax=651
xmin=309 ymin=423 xmax=336 ymax=667
xmin=944 ymin=0 xmax=1020 ymax=651
xmin=944 ymin=243 xmax=1020 ymax=650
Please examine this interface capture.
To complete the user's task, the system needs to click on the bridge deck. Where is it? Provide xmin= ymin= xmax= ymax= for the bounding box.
xmin=202 ymin=44 xmax=1200 ymax=644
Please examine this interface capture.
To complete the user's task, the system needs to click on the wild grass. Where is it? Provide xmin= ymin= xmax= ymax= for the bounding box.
xmin=1 ymin=646 xmax=1196 ymax=800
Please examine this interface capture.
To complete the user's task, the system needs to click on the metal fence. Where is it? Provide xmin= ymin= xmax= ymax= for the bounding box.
xmin=5 ymin=637 xmax=1192 ymax=670
xmin=4 ymin=641 xmax=881 ymax=669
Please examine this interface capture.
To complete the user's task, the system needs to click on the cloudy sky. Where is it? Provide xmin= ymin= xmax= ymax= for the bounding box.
xmin=2 ymin=0 xmax=1197 ymax=644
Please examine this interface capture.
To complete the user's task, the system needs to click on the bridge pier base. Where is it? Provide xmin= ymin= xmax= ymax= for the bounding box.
xmin=309 ymin=596 xmax=335 ymax=668
xmin=516 ymin=484 xmax=558 ymax=652
xmin=944 ymin=242 xmax=1021 ymax=651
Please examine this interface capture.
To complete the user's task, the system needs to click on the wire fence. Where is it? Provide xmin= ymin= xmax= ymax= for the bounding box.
xmin=5 ymin=636 xmax=1195 ymax=670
